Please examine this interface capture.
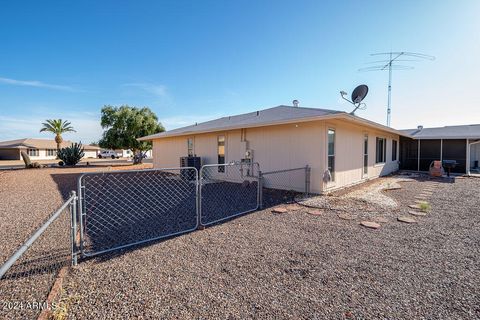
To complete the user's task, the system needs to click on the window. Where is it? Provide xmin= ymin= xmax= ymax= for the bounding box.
xmin=392 ymin=140 xmax=398 ymax=161
xmin=217 ymin=135 xmax=225 ymax=172
xmin=28 ymin=148 xmax=39 ymax=157
xmin=327 ymin=129 xmax=335 ymax=181
xmin=46 ymin=149 xmax=56 ymax=156
xmin=187 ymin=138 xmax=194 ymax=157
xmin=376 ymin=138 xmax=386 ymax=163
xmin=363 ymin=134 xmax=368 ymax=175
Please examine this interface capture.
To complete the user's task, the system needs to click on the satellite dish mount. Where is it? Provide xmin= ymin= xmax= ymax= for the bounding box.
xmin=340 ymin=84 xmax=369 ymax=115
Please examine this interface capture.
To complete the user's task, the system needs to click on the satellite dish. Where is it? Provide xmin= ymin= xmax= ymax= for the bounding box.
xmin=351 ymin=84 xmax=368 ymax=103
xmin=339 ymin=84 xmax=369 ymax=115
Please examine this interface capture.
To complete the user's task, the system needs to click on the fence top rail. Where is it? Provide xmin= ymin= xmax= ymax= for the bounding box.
xmin=77 ymin=166 xmax=199 ymax=184
xmin=0 ymin=193 xmax=76 ymax=279
xmin=261 ymin=166 xmax=308 ymax=175
xmin=200 ymin=162 xmax=259 ymax=169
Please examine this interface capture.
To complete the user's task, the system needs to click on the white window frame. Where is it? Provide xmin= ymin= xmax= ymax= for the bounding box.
xmin=326 ymin=127 xmax=336 ymax=182
xmin=187 ymin=137 xmax=194 ymax=157
xmin=28 ymin=148 xmax=39 ymax=157
xmin=217 ymin=134 xmax=226 ymax=173
xmin=375 ymin=137 xmax=387 ymax=164
xmin=363 ymin=133 xmax=369 ymax=178
xmin=392 ymin=139 xmax=398 ymax=161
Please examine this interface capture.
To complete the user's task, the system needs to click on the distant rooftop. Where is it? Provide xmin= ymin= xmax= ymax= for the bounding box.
xmin=400 ymin=124 xmax=480 ymax=140
xmin=139 ymin=105 xmax=405 ymax=140
xmin=0 ymin=138 xmax=100 ymax=150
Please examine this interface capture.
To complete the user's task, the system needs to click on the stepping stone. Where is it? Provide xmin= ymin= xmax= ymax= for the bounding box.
xmin=409 ymin=210 xmax=427 ymax=216
xmin=360 ymin=221 xmax=381 ymax=229
xmin=307 ymin=209 xmax=323 ymax=216
xmin=398 ymin=216 xmax=417 ymax=223
xmin=415 ymin=196 xmax=427 ymax=200
xmin=375 ymin=217 xmax=389 ymax=223
xmin=408 ymin=204 xmax=422 ymax=209
xmin=286 ymin=204 xmax=302 ymax=211
xmin=338 ymin=213 xmax=355 ymax=220
xmin=272 ymin=207 xmax=287 ymax=214
xmin=415 ymin=200 xmax=429 ymax=204
xmin=385 ymin=186 xmax=402 ymax=191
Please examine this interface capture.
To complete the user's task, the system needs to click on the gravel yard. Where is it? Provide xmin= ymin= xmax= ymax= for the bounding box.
xmin=60 ymin=176 xmax=480 ymax=319
xmin=0 ymin=164 xmax=152 ymax=319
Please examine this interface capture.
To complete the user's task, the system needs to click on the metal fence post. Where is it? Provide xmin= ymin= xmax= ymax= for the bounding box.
xmin=258 ymin=170 xmax=263 ymax=209
xmin=305 ymin=165 xmax=311 ymax=196
xmin=70 ymin=191 xmax=78 ymax=266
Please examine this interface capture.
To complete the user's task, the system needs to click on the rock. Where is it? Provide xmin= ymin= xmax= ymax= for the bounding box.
xmin=338 ymin=213 xmax=355 ymax=220
xmin=286 ymin=204 xmax=302 ymax=211
xmin=385 ymin=186 xmax=402 ymax=191
xmin=307 ymin=209 xmax=323 ymax=216
xmin=398 ymin=216 xmax=417 ymax=223
xmin=415 ymin=200 xmax=429 ymax=204
xmin=360 ymin=221 xmax=381 ymax=229
xmin=415 ymin=196 xmax=427 ymax=200
xmin=408 ymin=204 xmax=421 ymax=209
xmin=409 ymin=210 xmax=427 ymax=216
xmin=272 ymin=207 xmax=288 ymax=214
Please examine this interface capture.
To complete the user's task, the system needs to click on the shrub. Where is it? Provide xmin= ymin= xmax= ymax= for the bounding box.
xmin=57 ymin=142 xmax=85 ymax=166
xmin=419 ymin=201 xmax=431 ymax=212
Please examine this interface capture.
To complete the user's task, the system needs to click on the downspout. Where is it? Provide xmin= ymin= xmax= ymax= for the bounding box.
xmin=440 ymin=139 xmax=443 ymax=162
xmin=417 ymin=140 xmax=421 ymax=171
xmin=466 ymin=139 xmax=470 ymax=175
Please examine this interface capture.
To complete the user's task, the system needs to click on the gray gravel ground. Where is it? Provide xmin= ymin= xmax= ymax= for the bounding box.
xmin=0 ymin=164 xmax=152 ymax=319
xmin=61 ymin=176 xmax=480 ymax=319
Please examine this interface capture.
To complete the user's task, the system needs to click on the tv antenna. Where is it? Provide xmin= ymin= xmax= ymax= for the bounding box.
xmin=359 ymin=51 xmax=435 ymax=127
xmin=340 ymin=84 xmax=369 ymax=115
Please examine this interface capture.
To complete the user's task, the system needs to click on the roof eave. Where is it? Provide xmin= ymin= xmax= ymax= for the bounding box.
xmin=138 ymin=113 xmax=346 ymax=141
xmin=138 ymin=112 xmax=411 ymax=141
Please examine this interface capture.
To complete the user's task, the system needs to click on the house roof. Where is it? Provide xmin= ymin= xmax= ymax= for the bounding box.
xmin=399 ymin=124 xmax=480 ymax=140
xmin=139 ymin=105 xmax=408 ymax=140
xmin=0 ymin=138 xmax=100 ymax=150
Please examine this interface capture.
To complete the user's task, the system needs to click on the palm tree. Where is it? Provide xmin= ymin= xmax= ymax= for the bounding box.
xmin=40 ymin=119 xmax=76 ymax=153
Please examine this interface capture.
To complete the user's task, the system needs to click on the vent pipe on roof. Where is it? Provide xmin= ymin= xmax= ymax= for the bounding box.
xmin=417 ymin=125 xmax=423 ymax=130
xmin=292 ymin=100 xmax=299 ymax=107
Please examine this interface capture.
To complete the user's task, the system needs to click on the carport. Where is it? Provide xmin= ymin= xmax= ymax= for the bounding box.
xmin=399 ymin=124 xmax=480 ymax=175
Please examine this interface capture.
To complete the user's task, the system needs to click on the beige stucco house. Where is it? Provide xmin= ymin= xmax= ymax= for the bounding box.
xmin=140 ymin=106 xmax=408 ymax=194
xmin=0 ymin=138 xmax=100 ymax=160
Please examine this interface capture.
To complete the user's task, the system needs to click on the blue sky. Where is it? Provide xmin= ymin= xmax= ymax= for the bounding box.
xmin=0 ymin=0 xmax=479 ymax=143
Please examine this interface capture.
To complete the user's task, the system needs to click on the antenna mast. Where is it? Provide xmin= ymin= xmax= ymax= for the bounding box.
xmin=359 ymin=51 xmax=435 ymax=127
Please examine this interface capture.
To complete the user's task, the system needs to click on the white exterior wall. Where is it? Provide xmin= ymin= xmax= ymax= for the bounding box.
xmin=22 ymin=149 xmax=98 ymax=160
xmin=152 ymin=119 xmax=400 ymax=194
xmin=323 ymin=119 xmax=399 ymax=192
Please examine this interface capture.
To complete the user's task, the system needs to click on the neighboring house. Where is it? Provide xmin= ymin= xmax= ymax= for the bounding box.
xmin=139 ymin=105 xmax=406 ymax=194
xmin=399 ymin=124 xmax=480 ymax=174
xmin=0 ymin=138 xmax=100 ymax=160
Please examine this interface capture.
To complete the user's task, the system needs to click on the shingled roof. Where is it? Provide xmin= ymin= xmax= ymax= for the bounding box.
xmin=0 ymin=138 xmax=100 ymax=150
xmin=140 ymin=105 xmax=407 ymax=140
xmin=400 ymin=124 xmax=480 ymax=139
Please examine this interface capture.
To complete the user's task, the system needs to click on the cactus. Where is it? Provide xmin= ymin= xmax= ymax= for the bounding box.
xmin=57 ymin=142 xmax=85 ymax=166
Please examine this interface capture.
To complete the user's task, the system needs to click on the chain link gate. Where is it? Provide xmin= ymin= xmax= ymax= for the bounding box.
xmin=78 ymin=167 xmax=199 ymax=257
xmin=199 ymin=162 xmax=260 ymax=226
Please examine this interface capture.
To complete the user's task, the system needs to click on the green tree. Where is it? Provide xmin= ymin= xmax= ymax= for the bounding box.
xmin=99 ymin=105 xmax=164 ymax=164
xmin=40 ymin=119 xmax=76 ymax=153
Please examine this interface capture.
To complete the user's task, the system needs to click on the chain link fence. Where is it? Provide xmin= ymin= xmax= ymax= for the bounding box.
xmin=0 ymin=193 xmax=77 ymax=320
xmin=259 ymin=166 xmax=310 ymax=208
xmin=78 ymin=168 xmax=198 ymax=257
xmin=200 ymin=163 xmax=260 ymax=226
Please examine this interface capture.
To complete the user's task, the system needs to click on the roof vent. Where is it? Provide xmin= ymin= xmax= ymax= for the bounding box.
xmin=292 ymin=100 xmax=299 ymax=107
xmin=417 ymin=125 xmax=423 ymax=130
